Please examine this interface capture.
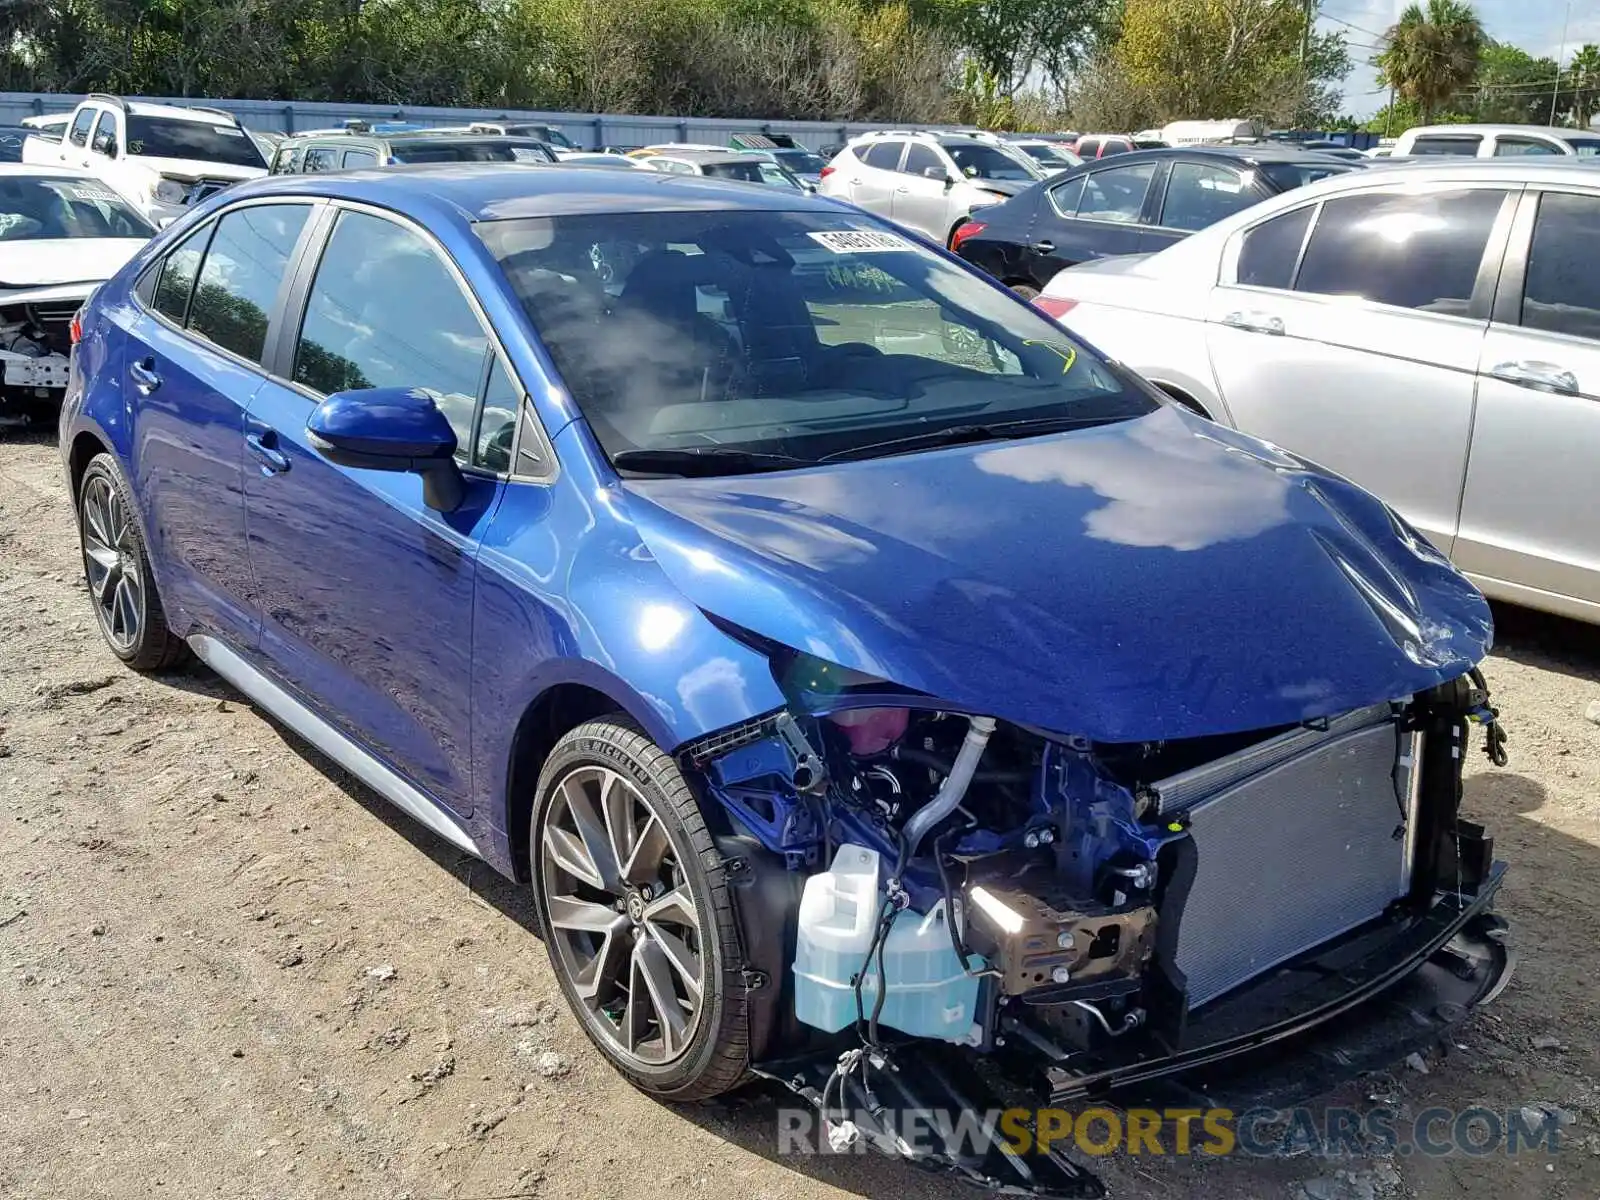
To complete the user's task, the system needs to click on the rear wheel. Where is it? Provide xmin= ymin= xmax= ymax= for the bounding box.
xmin=1007 ymin=282 xmax=1040 ymax=301
xmin=530 ymin=717 xmax=748 ymax=1099
xmin=76 ymin=453 xmax=186 ymax=671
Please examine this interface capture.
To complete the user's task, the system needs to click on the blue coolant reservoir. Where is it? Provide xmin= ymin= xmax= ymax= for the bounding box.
xmin=792 ymin=843 xmax=981 ymax=1041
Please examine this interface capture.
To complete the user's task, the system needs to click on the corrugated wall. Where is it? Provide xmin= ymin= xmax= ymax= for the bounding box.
xmin=0 ymin=92 xmax=949 ymax=150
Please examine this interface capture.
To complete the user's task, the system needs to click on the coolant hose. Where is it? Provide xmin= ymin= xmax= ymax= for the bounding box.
xmin=898 ymin=715 xmax=997 ymax=864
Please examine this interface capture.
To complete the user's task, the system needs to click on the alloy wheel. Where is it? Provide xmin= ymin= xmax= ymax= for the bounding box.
xmin=540 ymin=765 xmax=706 ymax=1066
xmin=80 ymin=475 xmax=143 ymax=653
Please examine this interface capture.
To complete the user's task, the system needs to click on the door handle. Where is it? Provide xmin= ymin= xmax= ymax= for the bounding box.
xmin=1489 ymin=359 xmax=1579 ymax=396
xmin=1221 ymin=310 xmax=1285 ymax=336
xmin=246 ymin=430 xmax=291 ymax=475
xmin=895 ymin=185 xmax=909 ymax=193
xmin=1031 ymin=240 xmax=1056 ymax=253
xmin=128 ymin=356 xmax=161 ymax=394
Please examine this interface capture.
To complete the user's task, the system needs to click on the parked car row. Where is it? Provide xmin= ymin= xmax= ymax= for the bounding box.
xmin=56 ymin=159 xmax=1513 ymax=1200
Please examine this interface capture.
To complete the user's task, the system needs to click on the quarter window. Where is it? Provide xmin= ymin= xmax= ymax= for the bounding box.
xmin=1520 ymin=191 xmax=1600 ymax=340
xmin=1077 ymin=162 xmax=1156 ymax=223
xmin=68 ymin=107 xmax=96 ymax=147
xmin=1236 ymin=206 xmax=1313 ymax=290
xmin=293 ymin=211 xmax=488 ymax=457
xmin=474 ymin=358 xmax=521 ymax=471
xmin=1160 ymin=161 xmax=1254 ymax=231
xmin=1047 ymin=174 xmax=1087 ymax=217
xmin=150 ymin=224 xmax=212 ymax=325
xmin=1294 ymin=188 xmax=1505 ymax=314
xmin=187 ymin=204 xmax=310 ymax=364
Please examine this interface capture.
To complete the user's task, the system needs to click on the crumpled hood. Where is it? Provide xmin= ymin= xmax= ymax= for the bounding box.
xmin=135 ymin=157 xmax=265 ymax=183
xmin=622 ymin=406 xmax=1491 ymax=742
xmin=0 ymin=239 xmax=145 ymax=290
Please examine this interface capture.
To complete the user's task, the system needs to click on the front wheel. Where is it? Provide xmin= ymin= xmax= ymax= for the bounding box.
xmin=1008 ymin=282 xmax=1040 ymax=301
xmin=530 ymin=717 xmax=749 ymax=1099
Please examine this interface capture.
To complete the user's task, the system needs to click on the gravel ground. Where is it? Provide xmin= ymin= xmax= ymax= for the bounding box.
xmin=2 ymin=429 xmax=1599 ymax=1200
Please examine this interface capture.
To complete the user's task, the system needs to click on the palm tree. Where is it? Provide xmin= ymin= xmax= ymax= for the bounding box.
xmin=1569 ymin=44 xmax=1600 ymax=129
xmin=1377 ymin=0 xmax=1484 ymax=124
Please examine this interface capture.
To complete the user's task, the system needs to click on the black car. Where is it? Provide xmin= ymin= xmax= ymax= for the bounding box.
xmin=0 ymin=125 xmax=39 ymax=163
xmin=952 ymin=145 xmax=1361 ymax=298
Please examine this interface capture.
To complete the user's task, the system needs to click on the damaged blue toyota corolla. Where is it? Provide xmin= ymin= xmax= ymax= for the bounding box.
xmin=62 ymin=166 xmax=1511 ymax=1197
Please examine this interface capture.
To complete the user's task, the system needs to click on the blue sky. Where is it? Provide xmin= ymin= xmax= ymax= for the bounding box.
xmin=1319 ymin=0 xmax=1600 ymax=117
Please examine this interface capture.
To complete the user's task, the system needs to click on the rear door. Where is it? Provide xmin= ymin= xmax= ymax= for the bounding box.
xmin=1203 ymin=182 xmax=1515 ymax=551
xmin=126 ymin=201 xmax=316 ymax=649
xmin=850 ymin=140 xmax=905 ymax=215
xmin=1028 ymin=160 xmax=1158 ymax=278
xmin=1455 ymin=187 xmax=1600 ymax=613
xmin=243 ymin=205 xmax=512 ymax=817
xmin=1148 ymin=158 xmax=1268 ymax=250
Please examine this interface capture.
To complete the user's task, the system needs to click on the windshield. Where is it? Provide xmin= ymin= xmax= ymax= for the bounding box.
xmin=478 ymin=210 xmax=1152 ymax=471
xmin=945 ymin=143 xmax=1042 ymax=181
xmin=125 ymin=116 xmax=265 ymax=168
xmin=1017 ymin=143 xmax=1082 ymax=169
xmin=1257 ymin=159 xmax=1358 ymax=190
xmin=394 ymin=140 xmax=556 ymax=164
xmin=773 ymin=149 xmax=828 ymax=174
xmin=699 ymin=159 xmax=803 ymax=189
xmin=0 ymin=176 xmax=154 ymax=242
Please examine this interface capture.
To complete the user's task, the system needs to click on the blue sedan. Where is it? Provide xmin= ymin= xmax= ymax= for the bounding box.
xmin=61 ymin=163 xmax=1511 ymax=1190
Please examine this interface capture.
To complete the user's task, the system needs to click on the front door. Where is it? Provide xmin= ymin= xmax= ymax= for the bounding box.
xmin=1203 ymin=185 xmax=1512 ymax=552
xmin=1456 ymin=188 xmax=1600 ymax=613
xmin=244 ymin=206 xmax=510 ymax=817
xmin=128 ymin=202 xmax=314 ymax=649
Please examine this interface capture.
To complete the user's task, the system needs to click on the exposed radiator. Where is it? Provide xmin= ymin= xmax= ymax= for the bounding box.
xmin=1154 ymin=708 xmax=1422 ymax=1009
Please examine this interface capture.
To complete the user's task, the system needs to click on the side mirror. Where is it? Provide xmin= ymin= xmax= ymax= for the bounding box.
xmin=92 ymin=131 xmax=117 ymax=156
xmin=306 ymin=386 xmax=465 ymax=512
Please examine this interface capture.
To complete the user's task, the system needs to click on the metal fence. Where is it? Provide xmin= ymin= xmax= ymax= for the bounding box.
xmin=0 ymin=91 xmax=950 ymax=150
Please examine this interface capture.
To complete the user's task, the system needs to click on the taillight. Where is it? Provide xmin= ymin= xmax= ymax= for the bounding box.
xmin=69 ymin=311 xmax=84 ymax=345
xmin=1032 ymin=295 xmax=1077 ymax=319
xmin=949 ymin=220 xmax=986 ymax=251
xmin=819 ymin=165 xmax=835 ymax=180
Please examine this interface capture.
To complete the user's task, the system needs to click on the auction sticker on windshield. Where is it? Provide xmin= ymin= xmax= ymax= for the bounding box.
xmin=808 ymin=230 xmax=915 ymax=254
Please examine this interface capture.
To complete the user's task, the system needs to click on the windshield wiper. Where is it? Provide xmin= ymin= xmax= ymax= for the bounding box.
xmin=820 ymin=416 xmax=1106 ymax=463
xmin=612 ymin=447 xmax=817 ymax=477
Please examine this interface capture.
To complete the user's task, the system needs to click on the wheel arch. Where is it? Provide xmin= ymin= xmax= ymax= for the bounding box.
xmin=1151 ymin=380 xmax=1214 ymax=419
xmin=68 ymin=429 xmax=110 ymax=499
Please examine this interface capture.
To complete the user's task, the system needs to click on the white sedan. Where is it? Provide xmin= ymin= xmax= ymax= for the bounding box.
xmin=1036 ymin=158 xmax=1600 ymax=623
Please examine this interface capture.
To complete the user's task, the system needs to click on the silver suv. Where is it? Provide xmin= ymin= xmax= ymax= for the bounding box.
xmin=818 ymin=130 xmax=1045 ymax=245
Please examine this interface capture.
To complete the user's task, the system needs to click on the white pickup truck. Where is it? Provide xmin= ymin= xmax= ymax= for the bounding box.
xmin=23 ymin=94 xmax=267 ymax=224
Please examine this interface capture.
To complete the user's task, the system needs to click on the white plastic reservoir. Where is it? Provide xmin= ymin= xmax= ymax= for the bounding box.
xmin=793 ymin=843 xmax=980 ymax=1041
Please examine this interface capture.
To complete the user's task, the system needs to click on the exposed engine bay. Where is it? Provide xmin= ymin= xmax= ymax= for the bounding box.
xmin=0 ymin=296 xmax=77 ymax=423
xmin=682 ymin=656 xmax=1511 ymax=1195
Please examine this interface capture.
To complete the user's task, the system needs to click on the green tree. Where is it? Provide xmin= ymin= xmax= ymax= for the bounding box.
xmin=1470 ymin=41 xmax=1562 ymax=125
xmin=1375 ymin=0 xmax=1483 ymax=124
xmin=1569 ymin=43 xmax=1600 ymax=128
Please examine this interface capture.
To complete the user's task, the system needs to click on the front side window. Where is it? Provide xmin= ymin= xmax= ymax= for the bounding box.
xmin=293 ymin=211 xmax=488 ymax=455
xmin=1235 ymin=205 xmax=1313 ymax=289
xmin=125 ymin=117 xmax=266 ymax=168
xmin=187 ymin=204 xmax=310 ymax=364
xmin=271 ymin=144 xmax=302 ymax=174
xmin=1077 ymin=162 xmax=1156 ymax=223
xmin=945 ymin=143 xmax=1039 ymax=181
xmin=304 ymin=147 xmax=338 ymax=172
xmin=1294 ymin=188 xmax=1505 ymax=313
xmin=0 ymin=176 xmax=154 ymax=242
xmin=151 ymin=224 xmax=213 ymax=324
xmin=477 ymin=210 xmax=1153 ymax=472
xmin=1520 ymin=191 xmax=1600 ymax=340
xmin=1160 ymin=162 xmax=1254 ymax=231
xmin=90 ymin=111 xmax=118 ymax=156
xmin=1494 ymin=138 xmax=1560 ymax=157
xmin=342 ymin=148 xmax=379 ymax=169
xmin=902 ymin=144 xmax=945 ymax=177
xmin=862 ymin=141 xmax=904 ymax=170
xmin=69 ymin=107 xmax=96 ymax=147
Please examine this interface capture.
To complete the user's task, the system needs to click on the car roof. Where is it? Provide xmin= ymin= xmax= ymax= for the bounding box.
xmin=120 ymin=99 xmax=238 ymax=125
xmin=652 ymin=150 xmax=766 ymax=165
xmin=215 ymin=162 xmax=836 ymax=221
xmin=1399 ymin=123 xmax=1595 ymax=139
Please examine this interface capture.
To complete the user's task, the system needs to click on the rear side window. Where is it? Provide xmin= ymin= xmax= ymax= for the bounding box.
xmin=1494 ymin=138 xmax=1560 ymax=157
xmin=187 ymin=204 xmax=310 ymax=363
xmin=1160 ymin=161 xmax=1254 ymax=231
xmin=1410 ymin=136 xmax=1481 ymax=157
xmin=1236 ymin=206 xmax=1313 ymax=289
xmin=151 ymin=224 xmax=212 ymax=324
xmin=69 ymin=107 xmax=95 ymax=147
xmin=1078 ymin=162 xmax=1156 ymax=223
xmin=862 ymin=140 xmax=904 ymax=170
xmin=293 ymin=211 xmax=489 ymax=457
xmin=1520 ymin=191 xmax=1600 ymax=340
xmin=1294 ymin=189 xmax=1505 ymax=314
xmin=1078 ymin=138 xmax=1101 ymax=158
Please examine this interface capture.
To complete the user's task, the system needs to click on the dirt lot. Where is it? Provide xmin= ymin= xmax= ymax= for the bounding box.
xmin=2 ymin=428 xmax=1599 ymax=1200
